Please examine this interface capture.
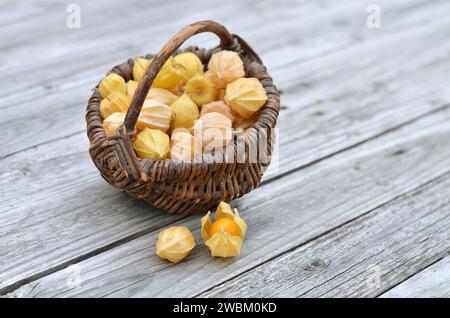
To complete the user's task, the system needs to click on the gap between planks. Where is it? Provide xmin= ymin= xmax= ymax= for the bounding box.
xmin=379 ymin=256 xmax=450 ymax=298
xmin=1 ymin=105 xmax=443 ymax=296
xmin=0 ymin=0 xmax=444 ymax=158
xmin=6 ymin=104 xmax=450 ymax=297
xmin=2 ymin=18 xmax=450 ymax=293
xmin=0 ymin=0 xmax=450 ymax=296
xmin=200 ymin=172 xmax=450 ymax=297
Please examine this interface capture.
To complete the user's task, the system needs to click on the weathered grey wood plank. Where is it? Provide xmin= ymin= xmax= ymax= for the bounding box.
xmin=0 ymin=0 xmax=323 ymax=105
xmin=0 ymin=0 xmax=424 ymax=76
xmin=380 ymin=257 xmax=450 ymax=298
xmin=7 ymin=105 xmax=450 ymax=298
xmin=0 ymin=0 xmax=441 ymax=157
xmin=2 ymin=9 xmax=450 ymax=292
xmin=0 ymin=0 xmax=58 ymax=29
xmin=201 ymin=176 xmax=450 ymax=297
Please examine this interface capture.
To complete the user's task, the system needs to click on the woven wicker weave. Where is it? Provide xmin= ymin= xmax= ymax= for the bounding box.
xmin=86 ymin=21 xmax=280 ymax=215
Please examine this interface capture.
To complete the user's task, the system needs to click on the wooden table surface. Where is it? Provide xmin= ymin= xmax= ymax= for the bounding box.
xmin=1 ymin=0 xmax=449 ymax=298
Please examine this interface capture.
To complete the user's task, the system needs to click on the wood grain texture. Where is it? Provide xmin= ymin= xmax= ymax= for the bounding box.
xmin=2 ymin=32 xmax=450 ymax=293
xmin=7 ymin=106 xmax=450 ymax=297
xmin=202 ymin=175 xmax=450 ymax=297
xmin=380 ymin=257 xmax=450 ymax=298
xmin=1 ymin=0 xmax=450 ymax=297
xmin=2 ymin=0 xmax=450 ymax=294
xmin=0 ymin=0 xmax=441 ymax=157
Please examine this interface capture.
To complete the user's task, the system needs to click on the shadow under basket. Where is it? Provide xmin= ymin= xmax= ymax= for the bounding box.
xmin=85 ymin=21 xmax=280 ymax=215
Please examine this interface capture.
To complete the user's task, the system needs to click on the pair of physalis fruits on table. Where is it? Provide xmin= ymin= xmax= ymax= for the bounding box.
xmin=99 ymin=50 xmax=268 ymax=161
xmin=156 ymin=202 xmax=247 ymax=263
xmin=98 ymin=50 xmax=267 ymax=262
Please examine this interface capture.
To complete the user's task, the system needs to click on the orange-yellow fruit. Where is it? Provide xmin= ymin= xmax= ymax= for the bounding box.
xmin=183 ymin=74 xmax=217 ymax=106
xmin=210 ymin=218 xmax=241 ymax=237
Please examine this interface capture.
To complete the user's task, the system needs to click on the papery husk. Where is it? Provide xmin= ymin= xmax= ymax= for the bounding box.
xmin=170 ymin=93 xmax=200 ymax=129
xmin=205 ymin=232 xmax=243 ymax=257
xmin=174 ymin=52 xmax=203 ymax=82
xmin=207 ymin=50 xmax=245 ymax=88
xmin=136 ymin=101 xmax=173 ymax=132
xmin=132 ymin=57 xmax=151 ymax=82
xmin=126 ymin=80 xmax=138 ymax=98
xmin=146 ymin=88 xmax=179 ymax=105
xmin=170 ymin=130 xmax=202 ymax=161
xmin=224 ymin=78 xmax=267 ymax=119
xmin=103 ymin=112 xmax=126 ymax=137
xmin=201 ymin=211 xmax=213 ymax=241
xmin=193 ymin=112 xmax=232 ymax=150
xmin=200 ymin=101 xmax=235 ymax=122
xmin=216 ymin=202 xmax=247 ymax=236
xmin=216 ymin=201 xmax=235 ymax=220
xmin=99 ymin=73 xmax=127 ymax=98
xmin=151 ymin=56 xmax=184 ymax=89
xmin=232 ymin=111 xmax=258 ymax=130
xmin=100 ymin=92 xmax=130 ymax=118
xmin=133 ymin=128 xmax=170 ymax=159
xmin=230 ymin=208 xmax=247 ymax=237
xmin=224 ymin=78 xmax=267 ymax=118
xmin=133 ymin=56 xmax=184 ymax=89
xmin=216 ymin=88 xmax=226 ymax=101
xmin=127 ymin=80 xmax=178 ymax=105
xmin=201 ymin=202 xmax=247 ymax=257
xmin=156 ymin=226 xmax=195 ymax=263
xmin=99 ymin=99 xmax=111 ymax=119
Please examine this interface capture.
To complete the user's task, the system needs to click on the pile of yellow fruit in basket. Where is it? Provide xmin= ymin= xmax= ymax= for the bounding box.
xmin=98 ymin=50 xmax=268 ymax=161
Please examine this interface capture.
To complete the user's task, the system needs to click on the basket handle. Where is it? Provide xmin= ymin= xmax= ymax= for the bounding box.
xmin=124 ymin=20 xmax=235 ymax=132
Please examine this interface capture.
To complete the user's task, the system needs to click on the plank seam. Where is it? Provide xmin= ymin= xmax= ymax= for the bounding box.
xmin=0 ymin=130 xmax=84 ymax=160
xmin=0 ymin=216 xmax=184 ymax=295
xmin=2 ymin=104 xmax=449 ymax=296
xmin=312 ymin=212 xmax=449 ymax=298
xmin=261 ymin=103 xmax=450 ymax=186
xmin=195 ymin=170 xmax=450 ymax=298
xmin=375 ymin=254 xmax=450 ymax=298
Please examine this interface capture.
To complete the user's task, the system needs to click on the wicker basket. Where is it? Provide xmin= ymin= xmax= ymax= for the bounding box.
xmin=86 ymin=21 xmax=280 ymax=215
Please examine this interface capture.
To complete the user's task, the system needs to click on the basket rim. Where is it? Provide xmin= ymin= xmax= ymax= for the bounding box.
xmin=86 ymin=21 xmax=280 ymax=214
xmin=91 ymin=45 xmax=280 ymax=168
xmin=85 ymin=40 xmax=280 ymax=214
